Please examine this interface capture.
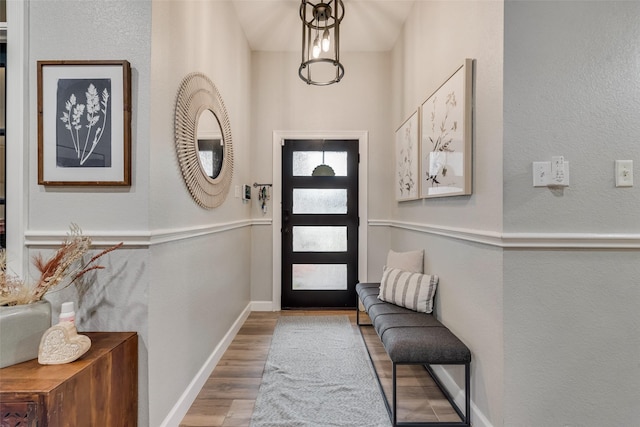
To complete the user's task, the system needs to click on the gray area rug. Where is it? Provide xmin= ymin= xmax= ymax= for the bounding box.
xmin=250 ymin=315 xmax=391 ymax=427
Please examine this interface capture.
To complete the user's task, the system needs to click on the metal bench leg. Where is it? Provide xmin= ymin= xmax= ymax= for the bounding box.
xmin=356 ymin=296 xmax=372 ymax=326
xmin=464 ymin=362 xmax=471 ymax=426
xmin=392 ymin=362 xmax=398 ymax=426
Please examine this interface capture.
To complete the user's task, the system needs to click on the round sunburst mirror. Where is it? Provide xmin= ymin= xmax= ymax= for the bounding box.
xmin=175 ymin=73 xmax=234 ymax=209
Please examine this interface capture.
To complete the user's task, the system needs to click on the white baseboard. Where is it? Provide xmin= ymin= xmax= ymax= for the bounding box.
xmin=251 ymin=300 xmax=275 ymax=311
xmin=430 ymin=365 xmax=493 ymax=427
xmin=159 ymin=303 xmax=252 ymax=427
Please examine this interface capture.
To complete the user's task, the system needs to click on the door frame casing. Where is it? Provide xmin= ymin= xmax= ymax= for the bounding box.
xmin=5 ymin=0 xmax=29 ymax=275
xmin=272 ymin=131 xmax=368 ymax=311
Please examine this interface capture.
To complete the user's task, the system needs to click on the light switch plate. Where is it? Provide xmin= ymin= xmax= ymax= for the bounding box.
xmin=615 ymin=160 xmax=633 ymax=187
xmin=533 ymin=161 xmax=551 ymax=187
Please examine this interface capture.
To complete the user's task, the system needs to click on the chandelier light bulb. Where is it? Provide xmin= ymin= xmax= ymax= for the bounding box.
xmin=322 ymin=28 xmax=331 ymax=52
xmin=312 ymin=34 xmax=321 ymax=58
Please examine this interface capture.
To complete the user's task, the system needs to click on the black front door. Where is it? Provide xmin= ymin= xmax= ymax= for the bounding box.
xmin=281 ymin=139 xmax=359 ymax=308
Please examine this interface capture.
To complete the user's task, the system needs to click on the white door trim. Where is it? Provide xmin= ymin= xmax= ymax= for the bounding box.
xmin=271 ymin=131 xmax=368 ymax=311
xmin=5 ymin=0 xmax=29 ymax=275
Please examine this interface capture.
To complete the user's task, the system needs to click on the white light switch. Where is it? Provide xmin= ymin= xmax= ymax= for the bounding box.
xmin=533 ymin=161 xmax=551 ymax=187
xmin=615 ymin=160 xmax=633 ymax=187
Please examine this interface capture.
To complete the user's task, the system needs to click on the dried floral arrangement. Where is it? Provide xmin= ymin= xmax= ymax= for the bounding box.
xmin=0 ymin=224 xmax=122 ymax=306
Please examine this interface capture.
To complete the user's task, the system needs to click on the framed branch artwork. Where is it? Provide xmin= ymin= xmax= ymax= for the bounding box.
xmin=395 ymin=110 xmax=420 ymax=201
xmin=420 ymin=58 xmax=473 ymax=198
xmin=38 ymin=60 xmax=132 ymax=186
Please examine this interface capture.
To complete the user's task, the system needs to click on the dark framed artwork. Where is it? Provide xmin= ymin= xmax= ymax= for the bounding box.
xmin=37 ymin=60 xmax=131 ymax=186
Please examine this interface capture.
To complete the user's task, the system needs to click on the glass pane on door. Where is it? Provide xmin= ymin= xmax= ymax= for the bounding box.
xmin=293 ymin=151 xmax=347 ymax=176
xmin=293 ymin=188 xmax=347 ymax=214
xmin=293 ymin=226 xmax=347 ymax=252
xmin=292 ymin=264 xmax=348 ymax=290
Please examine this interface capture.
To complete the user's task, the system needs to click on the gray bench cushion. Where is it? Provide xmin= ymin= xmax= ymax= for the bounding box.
xmin=382 ymin=326 xmax=471 ymax=364
xmin=356 ymin=282 xmax=381 ymax=304
xmin=367 ymin=301 xmax=415 ymax=320
xmin=356 ymin=282 xmax=471 ymax=365
xmin=374 ymin=312 xmax=442 ymax=337
xmin=361 ymin=293 xmax=386 ymax=312
xmin=357 ymin=282 xmax=382 ymax=292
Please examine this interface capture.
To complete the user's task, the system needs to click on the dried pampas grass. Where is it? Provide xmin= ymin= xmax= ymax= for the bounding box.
xmin=0 ymin=224 xmax=122 ymax=306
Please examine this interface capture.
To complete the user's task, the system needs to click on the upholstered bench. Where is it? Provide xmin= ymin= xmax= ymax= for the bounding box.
xmin=356 ymin=282 xmax=471 ymax=427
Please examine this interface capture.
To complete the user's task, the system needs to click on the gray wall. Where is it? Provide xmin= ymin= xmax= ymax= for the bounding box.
xmin=504 ymin=0 xmax=640 ymax=234
xmin=27 ymin=1 xmax=254 ymax=425
xmin=390 ymin=2 xmax=505 ymax=425
xmin=249 ymin=51 xmax=394 ymax=301
xmin=392 ymin=2 xmax=640 ymax=425
xmin=503 ymin=1 xmax=640 ymax=426
xmin=149 ymin=1 xmax=253 ymax=425
xmin=28 ymin=2 xmax=153 ymax=425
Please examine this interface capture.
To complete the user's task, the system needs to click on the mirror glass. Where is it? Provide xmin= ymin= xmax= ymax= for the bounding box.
xmin=196 ymin=109 xmax=224 ymax=179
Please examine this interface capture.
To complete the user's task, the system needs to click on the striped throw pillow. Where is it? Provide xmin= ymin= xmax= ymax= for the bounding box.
xmin=378 ymin=267 xmax=438 ymax=313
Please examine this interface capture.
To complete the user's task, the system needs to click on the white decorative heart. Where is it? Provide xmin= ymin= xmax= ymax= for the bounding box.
xmin=38 ymin=323 xmax=91 ymax=365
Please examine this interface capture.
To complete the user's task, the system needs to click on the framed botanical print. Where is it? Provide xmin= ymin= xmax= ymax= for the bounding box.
xmin=38 ymin=60 xmax=131 ymax=186
xmin=420 ymin=58 xmax=473 ymax=198
xmin=395 ymin=110 xmax=420 ymax=201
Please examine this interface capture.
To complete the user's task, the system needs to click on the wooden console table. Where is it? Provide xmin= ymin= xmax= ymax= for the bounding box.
xmin=0 ymin=332 xmax=137 ymax=427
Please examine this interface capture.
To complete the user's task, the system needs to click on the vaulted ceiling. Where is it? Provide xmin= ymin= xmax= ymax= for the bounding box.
xmin=231 ymin=0 xmax=416 ymax=52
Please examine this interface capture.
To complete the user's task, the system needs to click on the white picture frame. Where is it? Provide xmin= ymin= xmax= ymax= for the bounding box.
xmin=420 ymin=59 xmax=473 ymax=198
xmin=395 ymin=110 xmax=420 ymax=201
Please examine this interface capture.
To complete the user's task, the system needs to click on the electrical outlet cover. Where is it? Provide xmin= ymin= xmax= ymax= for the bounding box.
xmin=548 ymin=161 xmax=569 ymax=187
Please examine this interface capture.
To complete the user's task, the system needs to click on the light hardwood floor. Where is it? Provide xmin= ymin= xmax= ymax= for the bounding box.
xmin=180 ymin=310 xmax=460 ymax=427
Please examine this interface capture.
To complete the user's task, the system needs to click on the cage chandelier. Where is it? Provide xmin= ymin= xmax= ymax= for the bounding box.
xmin=299 ymin=0 xmax=345 ymax=85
